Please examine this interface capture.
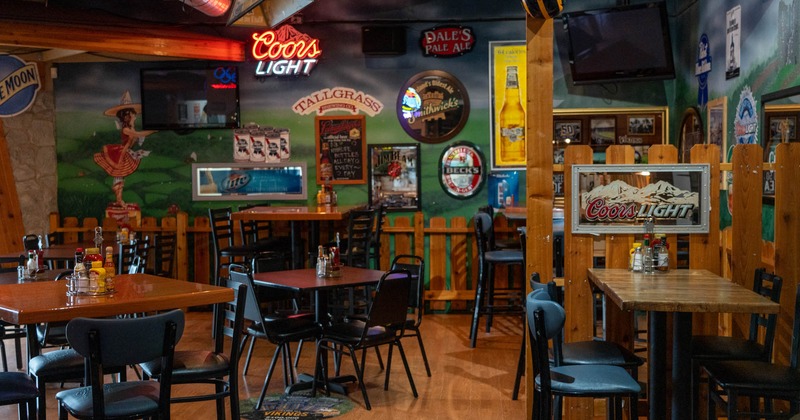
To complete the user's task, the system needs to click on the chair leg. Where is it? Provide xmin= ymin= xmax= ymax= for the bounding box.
xmin=384 ymin=343 xmax=394 ymax=391
xmin=229 ymin=365 xmax=241 ymax=420
xmin=0 ymin=340 xmax=7 ymax=372
xmin=13 ymin=333 xmax=22 ymax=371
xmin=512 ymin=333 xmax=525 ymax=400
xmin=242 ymin=335 xmax=256 ymax=375
xmin=485 ymin=263 xmax=495 ymax=333
xmin=215 ymin=381 xmax=225 ymax=420
xmin=374 ymin=347 xmax=384 ymax=370
xmin=414 ymin=330 xmax=431 ymax=377
xmin=293 ymin=339 xmax=304 ymax=367
xmin=554 ymin=395 xmax=563 ymax=420
xmin=395 ymin=341 xmax=418 ymax=398
xmin=256 ymin=342 xmax=285 ymax=410
xmin=36 ymin=376 xmax=46 ymax=420
xmin=347 ymin=344 xmax=371 ymax=410
xmin=470 ymin=260 xmax=486 ymax=348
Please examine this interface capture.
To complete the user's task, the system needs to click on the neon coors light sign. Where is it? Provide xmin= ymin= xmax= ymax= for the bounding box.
xmin=571 ymin=164 xmax=710 ymax=234
xmin=252 ymin=25 xmax=321 ymax=77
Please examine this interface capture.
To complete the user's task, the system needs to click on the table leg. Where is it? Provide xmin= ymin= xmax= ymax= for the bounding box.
xmin=649 ymin=311 xmax=667 ymax=420
xmin=25 ymin=324 xmax=40 ymax=373
xmin=289 ymin=221 xmax=300 ymax=269
xmin=672 ymin=312 xmax=692 ymax=420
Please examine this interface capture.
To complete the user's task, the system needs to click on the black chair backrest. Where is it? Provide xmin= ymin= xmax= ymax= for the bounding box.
xmin=750 ymin=268 xmax=783 ymax=360
xmin=476 ymin=207 xmax=497 ymax=249
xmin=238 ymin=204 xmax=273 ymax=246
xmin=530 ymin=272 xmax=561 ymax=304
xmin=154 ymin=233 xmax=177 ymax=277
xmin=473 ymin=212 xmax=493 ymax=257
xmin=23 ymin=234 xmax=40 ymax=251
xmin=391 ymin=255 xmax=425 ymax=311
xmin=129 ymin=255 xmax=146 ymax=274
xmin=55 ymin=270 xmax=72 ymax=280
xmin=218 ymin=278 xmax=248 ymax=363
xmin=344 ymin=209 xmax=376 ymax=268
xmin=137 ymin=234 xmax=151 ymax=267
xmin=209 ymin=207 xmax=237 ymax=250
xmin=229 ymin=264 xmax=269 ymax=333
xmin=527 ymin=296 xmax=566 ymax=402
xmin=117 ymin=240 xmax=139 ymax=275
xmin=358 ymin=269 xmax=411 ymax=344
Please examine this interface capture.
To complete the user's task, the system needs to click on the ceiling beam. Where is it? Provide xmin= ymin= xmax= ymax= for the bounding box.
xmin=0 ymin=21 xmax=245 ymax=62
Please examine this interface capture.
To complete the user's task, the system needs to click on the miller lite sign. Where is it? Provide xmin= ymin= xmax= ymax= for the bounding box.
xmin=252 ymin=25 xmax=322 ymax=77
xmin=571 ymin=164 xmax=710 ymax=234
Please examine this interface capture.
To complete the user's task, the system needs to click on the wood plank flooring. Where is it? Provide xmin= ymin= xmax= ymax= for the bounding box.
xmin=0 ymin=310 xmax=526 ymax=419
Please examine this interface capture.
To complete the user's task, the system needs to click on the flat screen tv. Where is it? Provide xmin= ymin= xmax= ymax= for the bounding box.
xmin=563 ymin=2 xmax=675 ymax=85
xmin=140 ymin=66 xmax=240 ymax=131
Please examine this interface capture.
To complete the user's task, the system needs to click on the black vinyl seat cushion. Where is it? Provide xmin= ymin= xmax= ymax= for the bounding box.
xmin=28 ymin=348 xmax=84 ymax=377
xmin=691 ymin=335 xmax=767 ymax=361
xmin=561 ymin=341 xmax=644 ymax=368
xmin=247 ymin=317 xmax=321 ymax=343
xmin=141 ymin=350 xmax=228 ymax=383
xmin=703 ymin=360 xmax=800 ymax=394
xmin=537 ymin=364 xmax=642 ymax=396
xmin=324 ymin=320 xmax=396 ymax=346
xmin=0 ymin=371 xmax=38 ymax=403
xmin=484 ymin=249 xmax=523 ymax=264
xmin=57 ymin=381 xmax=163 ymax=418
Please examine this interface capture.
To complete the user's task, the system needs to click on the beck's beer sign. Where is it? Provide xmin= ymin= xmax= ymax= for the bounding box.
xmin=420 ymin=26 xmax=475 ymax=57
xmin=252 ymin=25 xmax=321 ymax=77
xmin=571 ymin=164 xmax=710 ymax=234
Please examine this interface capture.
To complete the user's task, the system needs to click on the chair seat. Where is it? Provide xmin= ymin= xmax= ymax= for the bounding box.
xmin=536 ymin=364 xmax=641 ymax=396
xmin=250 ymin=317 xmax=321 ymax=342
xmin=691 ymin=335 xmax=766 ymax=361
xmin=56 ymin=381 xmax=162 ymax=418
xmin=0 ymin=372 xmax=38 ymax=403
xmin=28 ymin=348 xmax=84 ymax=378
xmin=562 ymin=341 xmax=644 ymax=368
xmin=704 ymin=360 xmax=800 ymax=393
xmin=484 ymin=250 xmax=523 ymax=263
xmin=141 ymin=350 xmax=229 ymax=382
xmin=495 ymin=238 xmax=521 ymax=250
xmin=36 ymin=323 xmax=68 ymax=347
xmin=323 ymin=321 xmax=396 ymax=346
xmin=220 ymin=244 xmax=263 ymax=258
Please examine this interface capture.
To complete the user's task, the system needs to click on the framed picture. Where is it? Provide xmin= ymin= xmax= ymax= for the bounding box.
xmin=763 ymin=115 xmax=797 ymax=201
xmin=627 ymin=116 xmax=655 ymax=135
xmin=489 ymin=41 xmax=526 ymax=170
xmin=191 ymin=162 xmax=308 ymax=201
xmin=368 ymin=144 xmax=421 ymax=211
xmin=590 ymin=118 xmax=615 ymax=146
xmin=706 ymin=97 xmax=728 ymax=163
xmin=555 ymin=120 xmax=582 ymax=144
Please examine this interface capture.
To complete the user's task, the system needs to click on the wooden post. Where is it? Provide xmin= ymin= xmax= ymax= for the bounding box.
xmin=730 ymin=144 xmax=763 ymax=337
xmin=524 ymin=14 xmax=554 ymax=419
xmin=0 ymin=119 xmax=25 ymax=253
xmin=563 ymin=145 xmax=595 ymax=419
xmin=774 ymin=143 xmax=800 ymax=366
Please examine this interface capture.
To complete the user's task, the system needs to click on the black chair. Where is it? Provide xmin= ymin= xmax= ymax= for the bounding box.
xmin=208 ymin=207 xmax=267 ymax=286
xmin=691 ymin=268 xmax=783 ymax=417
xmin=469 ymin=211 xmax=524 ymax=348
xmin=527 ymin=295 xmax=641 ymax=420
xmin=0 ymin=321 xmax=25 ymax=372
xmin=136 ymin=235 xmax=151 ymax=273
xmin=55 ymin=309 xmax=184 ymax=420
xmin=312 ymin=269 xmax=418 ymax=410
xmin=368 ymin=204 xmax=387 ymax=270
xmin=704 ymin=284 xmax=800 ymax=419
xmin=116 ymin=240 xmax=139 ymax=275
xmin=238 ymin=204 xmax=295 ymax=270
xmin=34 ymin=270 xmax=74 ymax=354
xmin=477 ymin=206 xmax=520 ymax=250
xmin=513 ymin=278 xmax=560 ymax=400
xmin=340 ymin=209 xmax=376 ymax=268
xmin=228 ymin=264 xmax=321 ymax=410
xmin=153 ymin=233 xmax=176 ymax=277
xmin=0 ymin=371 xmax=38 ymax=420
xmin=139 ymin=283 xmax=247 ymax=420
xmin=389 ymin=254 xmax=430 ymax=377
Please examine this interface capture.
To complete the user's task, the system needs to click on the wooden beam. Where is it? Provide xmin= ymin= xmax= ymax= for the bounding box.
xmin=0 ymin=119 xmax=26 ymax=254
xmin=0 ymin=21 xmax=245 ymax=62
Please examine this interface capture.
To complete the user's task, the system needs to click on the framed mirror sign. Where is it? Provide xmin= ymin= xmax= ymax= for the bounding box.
xmin=571 ymin=164 xmax=710 ymax=234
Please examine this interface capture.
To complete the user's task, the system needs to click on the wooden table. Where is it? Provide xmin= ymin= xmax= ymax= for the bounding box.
xmin=0 ymin=273 xmax=234 ymax=364
xmin=0 ymin=243 xmax=121 ymax=268
xmin=253 ymin=266 xmax=387 ymax=394
xmin=587 ymin=268 xmax=780 ymax=420
xmin=231 ymin=204 xmax=365 ymax=268
xmin=0 ymin=269 xmax=65 ymax=285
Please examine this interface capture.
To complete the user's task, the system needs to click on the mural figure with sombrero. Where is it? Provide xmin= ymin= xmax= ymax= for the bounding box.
xmin=94 ymin=90 xmax=156 ymax=208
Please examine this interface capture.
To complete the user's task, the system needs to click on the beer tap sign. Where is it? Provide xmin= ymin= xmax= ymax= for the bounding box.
xmin=252 ymin=25 xmax=322 ymax=77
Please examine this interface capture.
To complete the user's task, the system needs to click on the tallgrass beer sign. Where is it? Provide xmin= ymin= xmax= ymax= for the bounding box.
xmin=571 ymin=164 xmax=710 ymax=234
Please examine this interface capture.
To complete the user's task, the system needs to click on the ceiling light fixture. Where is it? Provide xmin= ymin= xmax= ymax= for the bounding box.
xmin=181 ymin=0 xmax=232 ymax=17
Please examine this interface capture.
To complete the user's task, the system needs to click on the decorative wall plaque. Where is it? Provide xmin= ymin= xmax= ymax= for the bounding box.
xmin=438 ymin=141 xmax=485 ymax=199
xmin=397 ymin=70 xmax=470 ymax=144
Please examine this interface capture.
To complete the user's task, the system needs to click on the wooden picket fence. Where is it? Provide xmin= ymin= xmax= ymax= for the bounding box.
xmin=46 ymin=210 xmax=524 ymax=313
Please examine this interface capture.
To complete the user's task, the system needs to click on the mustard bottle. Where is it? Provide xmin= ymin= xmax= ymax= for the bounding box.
xmin=90 ymin=261 xmax=106 ymax=293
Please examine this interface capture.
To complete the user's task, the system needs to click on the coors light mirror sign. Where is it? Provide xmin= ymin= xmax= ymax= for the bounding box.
xmin=571 ymin=164 xmax=710 ymax=234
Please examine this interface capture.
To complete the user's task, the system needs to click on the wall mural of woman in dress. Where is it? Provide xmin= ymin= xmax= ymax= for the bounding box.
xmin=93 ymin=91 xmax=156 ymax=208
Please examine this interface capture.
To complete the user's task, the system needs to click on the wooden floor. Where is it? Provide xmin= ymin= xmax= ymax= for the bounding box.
xmin=0 ymin=310 xmax=526 ymax=420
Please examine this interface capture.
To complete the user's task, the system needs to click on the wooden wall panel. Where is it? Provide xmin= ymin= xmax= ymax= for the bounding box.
xmin=429 ymin=216 xmax=447 ymax=311
xmin=450 ymin=216 xmax=468 ymax=311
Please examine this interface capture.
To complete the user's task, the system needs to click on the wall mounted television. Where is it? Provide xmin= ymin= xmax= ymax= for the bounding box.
xmin=140 ymin=66 xmax=240 ymax=131
xmin=562 ymin=2 xmax=675 ymax=85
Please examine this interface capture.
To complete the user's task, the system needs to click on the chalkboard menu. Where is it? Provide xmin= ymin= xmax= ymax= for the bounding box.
xmin=315 ymin=115 xmax=367 ymax=184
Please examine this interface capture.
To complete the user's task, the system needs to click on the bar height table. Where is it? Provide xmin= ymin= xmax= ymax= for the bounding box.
xmin=587 ymin=268 xmax=780 ymax=420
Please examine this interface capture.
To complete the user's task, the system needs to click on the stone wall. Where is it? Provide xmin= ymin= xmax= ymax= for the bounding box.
xmin=3 ymin=91 xmax=58 ymax=238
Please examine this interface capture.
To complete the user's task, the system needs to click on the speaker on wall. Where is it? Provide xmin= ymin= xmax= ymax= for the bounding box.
xmin=362 ymin=26 xmax=406 ymax=56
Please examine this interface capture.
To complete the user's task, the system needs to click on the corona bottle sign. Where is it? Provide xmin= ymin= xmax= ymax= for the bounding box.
xmin=252 ymin=25 xmax=322 ymax=77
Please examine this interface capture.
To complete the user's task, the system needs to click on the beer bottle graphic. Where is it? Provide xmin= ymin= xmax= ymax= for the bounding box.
xmin=499 ymin=65 xmax=525 ymax=162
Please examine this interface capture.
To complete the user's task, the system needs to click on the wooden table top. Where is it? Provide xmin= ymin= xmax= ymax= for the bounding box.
xmin=0 ymin=243 xmax=121 ymax=262
xmin=0 ymin=274 xmax=233 ymax=325
xmin=253 ymin=266 xmax=387 ymax=293
xmin=230 ymin=204 xmax=366 ymax=222
xmin=587 ymin=268 xmax=781 ymax=314
xmin=0 ymin=269 xmax=67 ymax=285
